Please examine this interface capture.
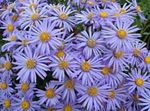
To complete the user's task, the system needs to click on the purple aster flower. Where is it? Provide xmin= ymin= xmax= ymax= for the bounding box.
xmin=103 ymin=48 xmax=129 ymax=72
xmin=49 ymin=5 xmax=76 ymax=32
xmin=101 ymin=20 xmax=141 ymax=50
xmin=49 ymin=54 xmax=76 ymax=82
xmin=106 ymin=87 xmax=127 ymax=111
xmin=97 ymin=0 xmax=111 ymax=7
xmin=12 ymin=92 xmax=40 ymax=111
xmin=125 ymin=68 xmax=150 ymax=94
xmin=128 ymin=41 xmax=147 ymax=67
xmin=28 ymin=19 xmax=63 ymax=55
xmin=73 ymin=56 xmax=101 ymax=85
xmin=0 ymin=96 xmax=13 ymax=110
xmin=78 ymin=82 xmax=110 ymax=110
xmin=139 ymin=91 xmax=150 ymax=111
xmin=56 ymin=101 xmax=81 ymax=111
xmin=36 ymin=81 xmax=61 ymax=107
xmin=13 ymin=47 xmax=49 ymax=82
xmin=76 ymin=27 xmax=105 ymax=59
xmin=19 ymin=7 xmax=48 ymax=29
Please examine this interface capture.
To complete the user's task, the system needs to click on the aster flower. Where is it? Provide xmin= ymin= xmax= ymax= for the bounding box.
xmin=19 ymin=7 xmax=48 ymax=29
xmin=128 ymin=41 xmax=147 ymax=67
xmin=78 ymin=82 xmax=110 ymax=110
xmin=49 ymin=5 xmax=76 ymax=32
xmin=106 ymin=87 xmax=127 ymax=111
xmin=139 ymin=91 xmax=150 ymax=111
xmin=97 ymin=0 xmax=111 ymax=7
xmin=73 ymin=56 xmax=101 ymax=85
xmin=101 ymin=20 xmax=141 ymax=50
xmin=12 ymin=92 xmax=40 ymax=111
xmin=103 ymin=48 xmax=129 ymax=72
xmin=28 ymin=19 xmax=63 ymax=55
xmin=13 ymin=47 xmax=49 ymax=82
xmin=76 ymin=27 xmax=105 ymax=59
xmin=56 ymin=102 xmax=81 ymax=111
xmin=36 ymin=81 xmax=61 ymax=107
xmin=49 ymin=54 xmax=76 ymax=82
xmin=0 ymin=96 xmax=13 ymax=110
xmin=125 ymin=68 xmax=150 ymax=94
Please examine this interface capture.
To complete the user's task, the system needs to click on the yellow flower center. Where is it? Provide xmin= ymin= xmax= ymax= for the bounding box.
xmin=64 ymin=104 xmax=72 ymax=111
xmin=133 ymin=48 xmax=140 ymax=57
xmin=114 ymin=51 xmax=124 ymax=59
xmin=11 ymin=15 xmax=18 ymax=22
xmin=117 ymin=29 xmax=127 ymax=39
xmin=136 ymin=5 xmax=141 ymax=12
xmin=45 ymin=88 xmax=55 ymax=98
xmin=0 ymin=82 xmax=7 ymax=90
xmin=120 ymin=8 xmax=126 ymax=14
xmin=21 ymin=83 xmax=29 ymax=92
xmin=26 ymin=59 xmax=36 ymax=69
xmin=109 ymin=90 xmax=116 ymax=98
xmin=144 ymin=56 xmax=150 ymax=64
xmin=87 ymin=12 xmax=94 ymax=20
xmin=65 ymin=80 xmax=74 ymax=89
xmin=22 ymin=40 xmax=29 ymax=46
xmin=102 ymin=0 xmax=107 ymax=2
xmin=21 ymin=100 xmax=30 ymax=110
xmin=87 ymin=1 xmax=93 ymax=5
xmin=30 ymin=13 xmax=39 ymax=20
xmin=135 ymin=78 xmax=144 ymax=86
xmin=111 ymin=0 xmax=116 ymax=2
xmin=112 ymin=12 xmax=120 ymax=17
xmin=101 ymin=67 xmax=111 ymax=75
xmin=87 ymin=39 xmax=96 ymax=48
xmin=59 ymin=13 xmax=68 ymax=20
xmin=81 ymin=61 xmax=91 ymax=72
xmin=7 ymin=24 xmax=14 ymax=32
xmin=133 ymin=94 xmax=139 ymax=101
xmin=56 ymin=50 xmax=65 ymax=58
xmin=29 ymin=3 xmax=36 ymax=9
xmin=4 ymin=61 xmax=12 ymax=70
xmin=40 ymin=32 xmax=50 ymax=42
xmin=59 ymin=60 xmax=68 ymax=69
xmin=87 ymin=86 xmax=98 ymax=96
xmin=48 ymin=107 xmax=54 ymax=111
xmin=3 ymin=99 xmax=11 ymax=108
xmin=10 ymin=35 xmax=16 ymax=41
xmin=99 ymin=11 xmax=108 ymax=18
xmin=81 ymin=0 xmax=86 ymax=3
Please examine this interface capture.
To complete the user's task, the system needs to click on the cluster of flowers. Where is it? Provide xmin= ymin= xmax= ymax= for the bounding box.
xmin=0 ymin=0 xmax=150 ymax=111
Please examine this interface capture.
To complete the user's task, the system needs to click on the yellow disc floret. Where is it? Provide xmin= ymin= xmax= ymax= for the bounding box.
xmin=59 ymin=13 xmax=68 ymax=20
xmin=133 ymin=48 xmax=140 ymax=57
xmin=144 ymin=56 xmax=150 ymax=64
xmin=114 ymin=51 xmax=124 ymax=59
xmin=56 ymin=50 xmax=65 ymax=58
xmin=40 ymin=32 xmax=50 ymax=42
xmin=21 ymin=100 xmax=30 ymax=110
xmin=7 ymin=24 xmax=14 ymax=32
xmin=87 ymin=39 xmax=96 ymax=48
xmin=26 ymin=59 xmax=36 ymax=69
xmin=87 ymin=86 xmax=98 ymax=96
xmin=99 ymin=11 xmax=108 ymax=18
xmin=64 ymin=104 xmax=72 ymax=111
xmin=135 ymin=78 xmax=144 ymax=86
xmin=3 ymin=99 xmax=11 ymax=108
xmin=22 ymin=39 xmax=29 ymax=46
xmin=59 ymin=60 xmax=68 ymax=69
xmin=4 ymin=61 xmax=12 ymax=70
xmin=87 ymin=12 xmax=94 ymax=20
xmin=0 ymin=82 xmax=7 ymax=90
xmin=101 ymin=67 xmax=111 ymax=75
xmin=81 ymin=61 xmax=91 ymax=72
xmin=10 ymin=35 xmax=16 ymax=41
xmin=65 ymin=80 xmax=74 ymax=89
xmin=31 ymin=13 xmax=39 ymax=21
xmin=117 ymin=29 xmax=127 ymax=39
xmin=21 ymin=83 xmax=29 ymax=92
xmin=45 ymin=88 xmax=55 ymax=98
xmin=109 ymin=90 xmax=116 ymax=98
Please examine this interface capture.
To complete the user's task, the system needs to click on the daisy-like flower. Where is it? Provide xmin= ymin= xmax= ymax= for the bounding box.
xmin=73 ymin=56 xmax=101 ymax=85
xmin=75 ymin=8 xmax=95 ymax=25
xmin=108 ymin=3 xmax=136 ymax=22
xmin=49 ymin=54 xmax=76 ymax=82
xmin=140 ymin=51 xmax=150 ymax=72
xmin=106 ymin=87 xmax=127 ymax=111
xmin=103 ymin=48 xmax=129 ymax=72
xmin=0 ymin=96 xmax=13 ymax=110
xmin=0 ymin=17 xmax=16 ymax=36
xmin=93 ymin=6 xmax=113 ymax=26
xmin=49 ymin=5 xmax=76 ymax=32
xmin=19 ymin=7 xmax=48 ymax=29
xmin=128 ymin=41 xmax=147 ymax=67
xmin=36 ymin=82 xmax=61 ymax=107
xmin=97 ymin=0 xmax=111 ymax=7
xmin=1 ymin=30 xmax=18 ymax=52
xmin=76 ymin=27 xmax=105 ymax=59
xmin=139 ymin=91 xmax=150 ymax=111
xmin=0 ymin=77 xmax=14 ymax=96
xmin=78 ymin=82 xmax=109 ymax=110
xmin=125 ymin=68 xmax=150 ymax=94
xmin=56 ymin=102 xmax=81 ymax=111
xmin=12 ymin=92 xmax=40 ymax=111
xmin=57 ymin=78 xmax=81 ymax=102
xmin=101 ymin=20 xmax=141 ymax=50
xmin=29 ymin=19 xmax=63 ymax=55
xmin=13 ymin=47 xmax=49 ymax=82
